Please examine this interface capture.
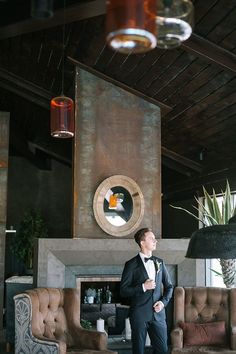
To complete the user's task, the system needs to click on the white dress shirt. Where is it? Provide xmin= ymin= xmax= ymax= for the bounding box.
xmin=139 ymin=252 xmax=164 ymax=309
xmin=139 ymin=252 xmax=156 ymax=292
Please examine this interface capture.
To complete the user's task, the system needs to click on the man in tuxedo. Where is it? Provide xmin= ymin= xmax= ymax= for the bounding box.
xmin=120 ymin=228 xmax=173 ymax=354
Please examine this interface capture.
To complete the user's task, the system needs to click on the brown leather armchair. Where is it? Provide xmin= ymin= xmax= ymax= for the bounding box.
xmin=14 ymin=288 xmax=117 ymax=354
xmin=171 ymin=286 xmax=236 ymax=354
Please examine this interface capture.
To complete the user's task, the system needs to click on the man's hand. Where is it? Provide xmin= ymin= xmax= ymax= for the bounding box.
xmin=144 ymin=278 xmax=156 ymax=290
xmin=153 ymin=301 xmax=164 ymax=313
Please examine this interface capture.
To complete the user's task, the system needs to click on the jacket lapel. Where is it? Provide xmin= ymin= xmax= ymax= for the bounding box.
xmin=152 ymin=256 xmax=161 ymax=281
xmin=137 ymin=254 xmax=149 ymax=279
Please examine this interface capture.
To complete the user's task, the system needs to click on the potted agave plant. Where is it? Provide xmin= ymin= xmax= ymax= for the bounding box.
xmin=171 ymin=181 xmax=236 ymax=288
xmin=11 ymin=208 xmax=48 ymax=274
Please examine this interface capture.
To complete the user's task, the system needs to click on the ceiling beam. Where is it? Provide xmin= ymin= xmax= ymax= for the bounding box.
xmin=182 ymin=33 xmax=236 ymax=73
xmin=0 ymin=68 xmax=53 ymax=109
xmin=162 ymin=146 xmax=202 ymax=175
xmin=163 ymin=166 xmax=236 ymax=202
xmin=28 ymin=141 xmax=72 ymax=166
xmin=0 ymin=0 xmax=106 ymax=40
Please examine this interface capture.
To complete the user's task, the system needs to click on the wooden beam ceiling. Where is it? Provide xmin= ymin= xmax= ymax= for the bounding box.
xmin=183 ymin=33 xmax=236 ymax=73
xmin=162 ymin=146 xmax=202 ymax=176
xmin=0 ymin=0 xmax=106 ymax=39
xmin=0 ymin=1 xmax=234 ymax=78
xmin=0 ymin=68 xmax=53 ymax=109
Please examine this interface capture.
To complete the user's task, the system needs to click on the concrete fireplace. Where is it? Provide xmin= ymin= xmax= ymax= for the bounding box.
xmin=35 ymin=237 xmax=205 ymax=289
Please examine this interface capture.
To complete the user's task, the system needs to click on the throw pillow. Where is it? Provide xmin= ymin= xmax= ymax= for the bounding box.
xmin=179 ymin=321 xmax=226 ymax=346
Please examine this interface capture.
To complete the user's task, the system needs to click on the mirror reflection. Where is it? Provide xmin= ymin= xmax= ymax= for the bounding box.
xmin=103 ymin=186 xmax=133 ymax=226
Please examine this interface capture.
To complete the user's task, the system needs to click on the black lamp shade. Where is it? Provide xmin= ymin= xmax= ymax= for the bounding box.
xmin=186 ymin=224 xmax=236 ymax=259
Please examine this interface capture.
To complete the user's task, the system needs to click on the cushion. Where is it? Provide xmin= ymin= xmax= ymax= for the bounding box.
xmin=179 ymin=321 xmax=226 ymax=346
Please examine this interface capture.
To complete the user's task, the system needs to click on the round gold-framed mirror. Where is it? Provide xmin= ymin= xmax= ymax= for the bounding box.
xmin=93 ymin=175 xmax=145 ymax=237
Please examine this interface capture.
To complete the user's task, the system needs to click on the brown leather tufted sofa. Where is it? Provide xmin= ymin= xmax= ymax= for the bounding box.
xmin=171 ymin=286 xmax=236 ymax=354
xmin=14 ymin=288 xmax=118 ymax=354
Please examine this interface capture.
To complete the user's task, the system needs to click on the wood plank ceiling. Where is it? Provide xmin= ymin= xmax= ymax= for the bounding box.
xmin=0 ymin=0 xmax=235 ymax=200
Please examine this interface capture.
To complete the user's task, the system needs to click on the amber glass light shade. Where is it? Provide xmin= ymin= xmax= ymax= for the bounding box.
xmin=31 ymin=0 xmax=53 ymax=19
xmin=106 ymin=0 xmax=157 ymax=54
xmin=156 ymin=0 xmax=194 ymax=49
xmin=50 ymin=96 xmax=74 ymax=138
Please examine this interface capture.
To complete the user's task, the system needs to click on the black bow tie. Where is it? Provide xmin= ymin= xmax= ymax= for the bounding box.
xmin=144 ymin=256 xmax=154 ymax=263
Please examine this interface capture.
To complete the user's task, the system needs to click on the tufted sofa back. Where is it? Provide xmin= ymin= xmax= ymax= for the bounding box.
xmin=28 ymin=288 xmax=81 ymax=347
xmin=173 ymin=287 xmax=232 ymax=326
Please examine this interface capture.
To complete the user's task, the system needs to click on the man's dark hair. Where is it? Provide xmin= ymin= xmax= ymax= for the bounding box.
xmin=134 ymin=228 xmax=151 ymax=247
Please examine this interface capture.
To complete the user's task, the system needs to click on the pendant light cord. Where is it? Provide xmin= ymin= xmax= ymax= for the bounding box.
xmin=61 ymin=0 xmax=66 ymax=96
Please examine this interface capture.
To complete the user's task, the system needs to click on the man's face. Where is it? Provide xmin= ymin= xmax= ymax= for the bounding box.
xmin=141 ymin=231 xmax=157 ymax=252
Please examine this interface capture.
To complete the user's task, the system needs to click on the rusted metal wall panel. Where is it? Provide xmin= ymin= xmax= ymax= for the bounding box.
xmin=0 ymin=111 xmax=9 ymax=328
xmin=73 ymin=68 xmax=161 ymax=239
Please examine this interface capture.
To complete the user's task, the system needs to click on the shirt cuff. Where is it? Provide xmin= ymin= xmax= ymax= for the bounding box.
xmin=142 ymin=284 xmax=146 ymax=292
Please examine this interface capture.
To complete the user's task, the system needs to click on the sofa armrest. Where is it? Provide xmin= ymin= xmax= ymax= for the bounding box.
xmin=14 ymin=293 xmax=62 ymax=354
xmin=170 ymin=327 xmax=183 ymax=349
xmin=72 ymin=327 xmax=107 ymax=350
xmin=230 ymin=325 xmax=236 ymax=350
xmin=36 ymin=336 xmax=67 ymax=354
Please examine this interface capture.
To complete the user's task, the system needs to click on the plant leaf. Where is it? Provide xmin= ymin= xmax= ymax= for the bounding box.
xmin=224 ymin=180 xmax=232 ymax=223
xmin=212 ymin=189 xmax=223 ymax=224
xmin=210 ymin=268 xmax=223 ymax=277
xmin=203 ymin=187 xmax=215 ymax=218
xmin=169 ymin=205 xmax=207 ymax=226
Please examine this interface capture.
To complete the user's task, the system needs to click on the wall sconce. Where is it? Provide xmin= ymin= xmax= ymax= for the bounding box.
xmin=106 ymin=0 xmax=157 ymax=54
xmin=156 ymin=0 xmax=194 ymax=49
xmin=115 ymin=193 xmax=124 ymax=203
xmin=31 ymin=0 xmax=54 ymax=19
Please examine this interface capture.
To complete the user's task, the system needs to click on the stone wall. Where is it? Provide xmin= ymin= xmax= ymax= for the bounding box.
xmin=73 ymin=67 xmax=161 ymax=238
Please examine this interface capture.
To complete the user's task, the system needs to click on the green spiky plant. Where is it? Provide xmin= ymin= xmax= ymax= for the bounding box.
xmin=171 ymin=181 xmax=236 ymax=288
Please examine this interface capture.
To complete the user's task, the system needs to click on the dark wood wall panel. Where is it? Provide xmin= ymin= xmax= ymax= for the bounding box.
xmin=73 ymin=68 xmax=161 ymax=239
xmin=0 ymin=111 xmax=9 ymax=329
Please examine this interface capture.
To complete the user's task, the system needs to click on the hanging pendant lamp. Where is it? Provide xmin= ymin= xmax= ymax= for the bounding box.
xmin=50 ymin=96 xmax=74 ymax=138
xmin=186 ymin=216 xmax=236 ymax=259
xmin=50 ymin=0 xmax=74 ymax=138
xmin=106 ymin=0 xmax=157 ymax=54
xmin=156 ymin=0 xmax=194 ymax=49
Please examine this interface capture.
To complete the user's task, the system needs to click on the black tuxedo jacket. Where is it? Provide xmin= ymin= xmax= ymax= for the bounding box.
xmin=120 ymin=254 xmax=173 ymax=324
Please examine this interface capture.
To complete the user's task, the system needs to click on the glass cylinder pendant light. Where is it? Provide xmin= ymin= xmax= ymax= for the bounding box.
xmin=156 ymin=0 xmax=194 ymax=49
xmin=50 ymin=96 xmax=74 ymax=138
xmin=50 ymin=0 xmax=75 ymax=138
xmin=106 ymin=0 xmax=157 ymax=54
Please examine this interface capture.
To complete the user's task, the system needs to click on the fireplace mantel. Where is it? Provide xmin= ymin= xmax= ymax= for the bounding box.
xmin=35 ymin=238 xmax=205 ymax=288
